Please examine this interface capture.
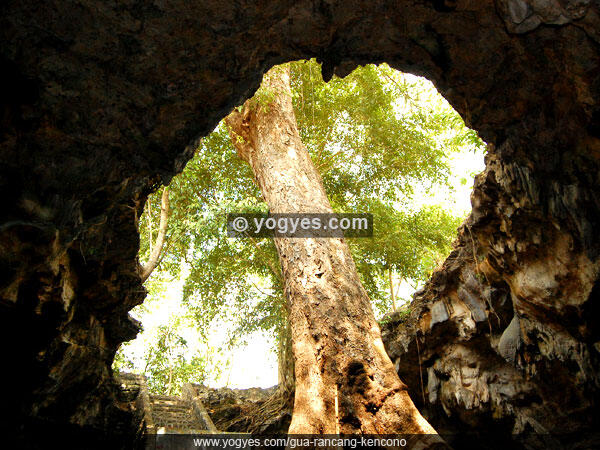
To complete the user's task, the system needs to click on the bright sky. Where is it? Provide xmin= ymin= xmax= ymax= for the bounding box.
xmin=117 ymin=71 xmax=486 ymax=391
xmin=123 ymin=272 xmax=280 ymax=388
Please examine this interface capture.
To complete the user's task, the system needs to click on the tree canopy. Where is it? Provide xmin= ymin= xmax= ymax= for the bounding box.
xmin=114 ymin=60 xmax=485 ymax=390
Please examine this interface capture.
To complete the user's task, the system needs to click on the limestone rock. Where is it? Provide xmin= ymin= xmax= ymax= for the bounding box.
xmin=0 ymin=0 xmax=599 ymax=447
xmin=497 ymin=315 xmax=521 ymax=363
xmin=497 ymin=0 xmax=593 ymax=33
xmin=382 ymin=147 xmax=600 ymax=448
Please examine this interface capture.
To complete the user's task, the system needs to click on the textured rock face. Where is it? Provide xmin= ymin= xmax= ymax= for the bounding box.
xmin=496 ymin=0 xmax=597 ymax=33
xmin=0 ymin=0 xmax=599 ymax=446
xmin=191 ymin=385 xmax=292 ymax=434
xmin=382 ymin=143 xmax=600 ymax=448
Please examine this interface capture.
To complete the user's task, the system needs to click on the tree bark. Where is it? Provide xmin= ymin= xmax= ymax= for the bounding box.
xmin=277 ymin=321 xmax=295 ymax=395
xmin=141 ymin=187 xmax=170 ymax=282
xmin=226 ymin=66 xmax=445 ymax=442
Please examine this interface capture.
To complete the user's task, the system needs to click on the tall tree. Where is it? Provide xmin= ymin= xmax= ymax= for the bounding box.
xmin=124 ymin=61 xmax=481 ymax=411
xmin=225 ymin=65 xmax=443 ymax=439
xmin=138 ymin=60 xmax=471 ymax=338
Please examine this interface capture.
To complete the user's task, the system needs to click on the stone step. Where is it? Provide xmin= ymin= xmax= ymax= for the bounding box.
xmin=150 ymin=394 xmax=183 ymax=401
xmin=116 ymin=378 xmax=221 ymax=433
xmin=151 ymin=404 xmax=193 ymax=411
xmin=149 ymin=394 xmax=200 ymax=432
xmin=154 ymin=412 xmax=193 ymax=418
xmin=152 ymin=408 xmax=194 ymax=418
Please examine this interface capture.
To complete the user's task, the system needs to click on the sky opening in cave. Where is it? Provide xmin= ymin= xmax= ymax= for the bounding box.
xmin=113 ymin=62 xmax=486 ymax=392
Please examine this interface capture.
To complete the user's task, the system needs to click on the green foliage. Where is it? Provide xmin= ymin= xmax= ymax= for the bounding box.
xmin=141 ymin=319 xmax=216 ymax=395
xmin=378 ymin=306 xmax=411 ymax=327
xmin=138 ymin=122 xmax=286 ymax=353
xmin=113 ymin=305 xmax=225 ymax=395
xmin=131 ymin=60 xmax=485 ymax=384
xmin=113 ymin=275 xmax=226 ymax=395
xmin=351 ymin=202 xmax=461 ymax=313
xmin=290 ymin=61 xmax=481 ymax=205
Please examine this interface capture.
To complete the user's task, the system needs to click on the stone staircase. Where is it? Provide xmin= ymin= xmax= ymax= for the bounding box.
xmin=117 ymin=373 xmax=218 ymax=434
xmin=149 ymin=395 xmax=201 ymax=432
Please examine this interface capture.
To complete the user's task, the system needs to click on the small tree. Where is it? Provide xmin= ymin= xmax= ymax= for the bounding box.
xmin=113 ymin=277 xmax=226 ymax=395
xmin=142 ymin=318 xmax=217 ymax=396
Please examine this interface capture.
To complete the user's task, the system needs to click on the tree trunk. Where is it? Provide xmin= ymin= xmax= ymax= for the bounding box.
xmin=226 ymin=66 xmax=444 ymax=442
xmin=141 ymin=187 xmax=169 ymax=282
xmin=388 ymin=269 xmax=397 ymax=312
xmin=277 ymin=321 xmax=295 ymax=395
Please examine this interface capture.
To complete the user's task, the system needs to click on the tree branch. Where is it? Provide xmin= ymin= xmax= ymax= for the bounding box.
xmin=141 ymin=187 xmax=170 ymax=282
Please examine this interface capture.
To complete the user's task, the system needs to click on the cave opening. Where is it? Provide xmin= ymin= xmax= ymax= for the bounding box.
xmin=112 ymin=60 xmax=485 ymax=434
xmin=2 ymin=1 xmax=599 ymax=448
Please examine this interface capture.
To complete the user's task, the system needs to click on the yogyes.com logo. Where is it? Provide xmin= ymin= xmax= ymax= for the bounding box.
xmin=227 ymin=213 xmax=373 ymax=238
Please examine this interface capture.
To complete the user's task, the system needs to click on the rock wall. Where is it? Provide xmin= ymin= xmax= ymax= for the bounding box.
xmin=382 ymin=143 xmax=600 ymax=448
xmin=0 ymin=0 xmax=598 ymax=447
xmin=190 ymin=384 xmax=292 ymax=434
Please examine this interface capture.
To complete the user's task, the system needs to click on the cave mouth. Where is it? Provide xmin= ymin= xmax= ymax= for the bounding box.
xmin=113 ymin=60 xmax=485 ymax=408
xmin=3 ymin=1 xmax=599 ymax=447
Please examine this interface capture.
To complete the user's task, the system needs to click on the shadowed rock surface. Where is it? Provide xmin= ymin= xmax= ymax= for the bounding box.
xmin=1 ymin=0 xmax=599 ymax=448
xmin=382 ymin=149 xmax=600 ymax=448
xmin=189 ymin=384 xmax=292 ymax=434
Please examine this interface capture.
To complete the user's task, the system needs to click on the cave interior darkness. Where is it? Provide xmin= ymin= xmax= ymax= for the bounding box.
xmin=1 ymin=1 xmax=599 ymax=449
